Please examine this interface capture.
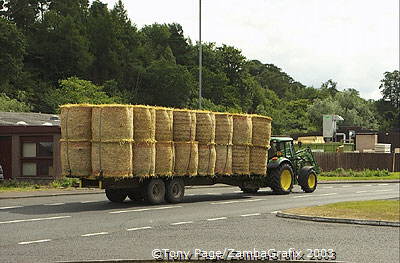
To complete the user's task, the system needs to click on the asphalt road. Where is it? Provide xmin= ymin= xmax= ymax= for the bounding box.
xmin=0 ymin=183 xmax=399 ymax=263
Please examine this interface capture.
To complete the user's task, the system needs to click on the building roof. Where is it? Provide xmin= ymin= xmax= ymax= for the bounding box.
xmin=0 ymin=112 xmax=60 ymax=126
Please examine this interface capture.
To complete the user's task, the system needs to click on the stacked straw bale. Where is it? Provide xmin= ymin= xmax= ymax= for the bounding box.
xmin=132 ymin=106 xmax=156 ymax=177
xmin=250 ymin=115 xmax=272 ymax=175
xmin=196 ymin=111 xmax=216 ymax=175
xmin=198 ymin=144 xmax=216 ymax=175
xmin=91 ymin=105 xmax=133 ymax=178
xmin=60 ymin=105 xmax=92 ymax=177
xmin=155 ymin=107 xmax=174 ymax=176
xmin=232 ymin=114 xmax=252 ymax=175
xmin=173 ymin=110 xmax=196 ymax=141
xmin=214 ymin=113 xmax=233 ymax=175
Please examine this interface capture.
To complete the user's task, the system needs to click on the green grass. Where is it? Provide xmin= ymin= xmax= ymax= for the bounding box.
xmin=319 ymin=169 xmax=400 ymax=181
xmin=284 ymin=200 xmax=400 ymax=222
xmin=0 ymin=178 xmax=80 ymax=192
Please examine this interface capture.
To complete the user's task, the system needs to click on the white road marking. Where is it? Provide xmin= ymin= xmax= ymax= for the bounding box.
xmin=322 ymin=186 xmax=333 ymax=189
xmin=171 ymin=221 xmax=193 ymax=225
xmin=240 ymin=213 xmax=261 ymax=217
xmin=0 ymin=206 xmax=23 ymax=210
xmin=319 ymin=193 xmax=337 ymax=196
xmin=365 ymin=184 xmax=373 ymax=187
xmin=109 ymin=206 xmax=181 ymax=214
xmin=44 ymin=203 xmax=65 ymax=206
xmin=211 ymin=198 xmax=263 ymax=205
xmin=81 ymin=232 xmax=108 ymax=237
xmin=342 ymin=185 xmax=352 ymax=188
xmin=126 ymin=226 xmax=152 ymax=231
xmin=356 ymin=191 xmax=368 ymax=194
xmin=0 ymin=216 xmax=71 ymax=224
xmin=207 ymin=192 xmax=216 ymax=195
xmin=270 ymin=211 xmax=280 ymax=214
xmin=18 ymin=239 xmax=51 ymax=245
xmin=207 ymin=217 xmax=227 ymax=221
xmin=80 ymin=201 xmax=98 ymax=203
xmin=378 ymin=184 xmax=389 ymax=186
xmin=292 ymin=195 xmax=310 ymax=199
xmin=234 ymin=190 xmax=243 ymax=193
xmin=375 ymin=189 xmax=390 ymax=192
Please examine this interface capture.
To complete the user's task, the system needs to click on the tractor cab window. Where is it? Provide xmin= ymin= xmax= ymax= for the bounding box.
xmin=284 ymin=141 xmax=294 ymax=158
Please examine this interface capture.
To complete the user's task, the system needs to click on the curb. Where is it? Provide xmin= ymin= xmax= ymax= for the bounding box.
xmin=319 ymin=180 xmax=400 ymax=184
xmin=0 ymin=189 xmax=104 ymax=200
xmin=276 ymin=211 xmax=400 ymax=227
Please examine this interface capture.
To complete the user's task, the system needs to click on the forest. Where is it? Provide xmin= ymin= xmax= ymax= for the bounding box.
xmin=0 ymin=0 xmax=399 ymax=135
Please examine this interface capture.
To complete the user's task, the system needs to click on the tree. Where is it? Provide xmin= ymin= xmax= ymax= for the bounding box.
xmin=0 ymin=93 xmax=31 ymax=112
xmin=379 ymin=70 xmax=400 ymax=109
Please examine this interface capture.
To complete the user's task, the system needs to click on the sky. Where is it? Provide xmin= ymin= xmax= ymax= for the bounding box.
xmin=100 ymin=0 xmax=399 ymax=100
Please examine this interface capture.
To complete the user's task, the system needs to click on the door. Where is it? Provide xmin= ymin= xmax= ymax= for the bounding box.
xmin=0 ymin=136 xmax=12 ymax=179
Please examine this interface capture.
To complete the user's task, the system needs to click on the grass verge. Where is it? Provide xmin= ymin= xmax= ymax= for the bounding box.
xmin=0 ymin=178 xmax=80 ymax=192
xmin=283 ymin=200 xmax=400 ymax=222
xmin=319 ymin=169 xmax=400 ymax=181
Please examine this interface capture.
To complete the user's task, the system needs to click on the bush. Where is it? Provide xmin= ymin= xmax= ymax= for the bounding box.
xmin=50 ymin=178 xmax=80 ymax=188
xmin=321 ymin=169 xmax=391 ymax=177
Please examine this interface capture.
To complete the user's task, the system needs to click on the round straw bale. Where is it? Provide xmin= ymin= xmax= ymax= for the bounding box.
xmin=92 ymin=105 xmax=133 ymax=141
xmin=215 ymin=113 xmax=233 ymax=144
xmin=133 ymin=106 xmax=155 ymax=142
xmin=232 ymin=114 xmax=252 ymax=145
xmin=174 ymin=142 xmax=198 ymax=176
xmin=60 ymin=105 xmax=92 ymax=140
xmin=92 ymin=141 xmax=133 ymax=178
xmin=232 ymin=145 xmax=250 ymax=175
xmin=133 ymin=142 xmax=155 ymax=177
xmin=252 ymin=115 xmax=272 ymax=147
xmin=215 ymin=145 xmax=232 ymax=175
xmin=173 ymin=110 xmax=196 ymax=141
xmin=250 ymin=146 xmax=268 ymax=175
xmin=198 ymin=144 xmax=216 ymax=175
xmin=60 ymin=141 xmax=91 ymax=177
xmin=155 ymin=142 xmax=174 ymax=176
xmin=195 ymin=111 xmax=215 ymax=144
xmin=155 ymin=107 xmax=173 ymax=141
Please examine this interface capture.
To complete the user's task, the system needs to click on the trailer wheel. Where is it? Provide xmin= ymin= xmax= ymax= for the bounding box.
xmin=240 ymin=187 xmax=259 ymax=194
xmin=269 ymin=164 xmax=294 ymax=195
xmin=165 ymin=178 xmax=185 ymax=203
xmin=105 ymin=189 xmax=127 ymax=203
xmin=144 ymin=179 xmax=166 ymax=205
xmin=127 ymin=190 xmax=144 ymax=201
xmin=298 ymin=170 xmax=317 ymax=193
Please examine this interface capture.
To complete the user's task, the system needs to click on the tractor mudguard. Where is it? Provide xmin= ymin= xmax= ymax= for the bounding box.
xmin=267 ymin=158 xmax=292 ymax=170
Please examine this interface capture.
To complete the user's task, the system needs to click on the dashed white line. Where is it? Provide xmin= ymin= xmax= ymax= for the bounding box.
xmin=365 ymin=184 xmax=373 ymax=187
xmin=319 ymin=193 xmax=337 ymax=196
xmin=234 ymin=190 xmax=243 ymax=193
xmin=206 ymin=192 xmax=216 ymax=195
xmin=356 ymin=191 xmax=368 ymax=194
xmin=0 ymin=215 xmax=71 ymax=224
xmin=378 ymin=184 xmax=389 ymax=186
xmin=0 ymin=206 xmax=23 ymax=210
xmin=211 ymin=198 xmax=263 ymax=205
xmin=18 ymin=239 xmax=51 ymax=245
xmin=240 ymin=213 xmax=261 ymax=217
xmin=342 ymin=186 xmax=352 ymax=188
xmin=44 ymin=203 xmax=65 ymax=206
xmin=80 ymin=200 xmax=98 ymax=204
xmin=292 ymin=195 xmax=310 ymax=199
xmin=171 ymin=221 xmax=193 ymax=225
xmin=126 ymin=226 xmax=152 ymax=231
xmin=322 ymin=186 xmax=333 ymax=189
xmin=207 ymin=217 xmax=227 ymax=221
xmin=109 ymin=206 xmax=181 ymax=214
xmin=270 ymin=211 xmax=280 ymax=214
xmin=375 ymin=189 xmax=390 ymax=192
xmin=81 ymin=232 xmax=108 ymax=237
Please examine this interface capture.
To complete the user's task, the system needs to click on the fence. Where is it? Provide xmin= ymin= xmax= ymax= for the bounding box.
xmin=313 ymin=152 xmax=400 ymax=172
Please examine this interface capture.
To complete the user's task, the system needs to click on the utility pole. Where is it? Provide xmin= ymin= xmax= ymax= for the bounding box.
xmin=198 ymin=0 xmax=202 ymax=109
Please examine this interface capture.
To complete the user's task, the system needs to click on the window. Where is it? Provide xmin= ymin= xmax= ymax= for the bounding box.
xmin=20 ymin=137 xmax=54 ymax=177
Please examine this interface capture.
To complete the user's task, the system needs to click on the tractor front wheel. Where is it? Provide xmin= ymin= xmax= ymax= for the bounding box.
xmin=269 ymin=164 xmax=294 ymax=195
xmin=298 ymin=170 xmax=317 ymax=193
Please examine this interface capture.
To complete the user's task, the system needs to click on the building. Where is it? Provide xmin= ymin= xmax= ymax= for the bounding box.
xmin=0 ymin=112 xmax=61 ymax=182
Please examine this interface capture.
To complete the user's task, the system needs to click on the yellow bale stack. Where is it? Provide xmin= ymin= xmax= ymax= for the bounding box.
xmin=91 ymin=105 xmax=133 ymax=178
xmin=250 ymin=115 xmax=272 ymax=175
xmin=60 ymin=105 xmax=92 ymax=177
xmin=173 ymin=110 xmax=196 ymax=141
xmin=132 ymin=106 xmax=156 ymax=177
xmin=195 ymin=111 xmax=216 ymax=175
xmin=214 ymin=113 xmax=233 ymax=175
xmin=232 ymin=114 xmax=252 ymax=175
xmin=155 ymin=107 xmax=174 ymax=176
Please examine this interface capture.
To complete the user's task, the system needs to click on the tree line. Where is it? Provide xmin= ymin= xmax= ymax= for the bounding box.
xmin=0 ymin=0 xmax=399 ymax=134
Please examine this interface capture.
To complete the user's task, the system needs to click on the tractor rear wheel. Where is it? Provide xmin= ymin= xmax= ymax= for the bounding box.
xmin=105 ymin=189 xmax=127 ymax=203
xmin=298 ymin=170 xmax=317 ymax=193
xmin=269 ymin=164 xmax=294 ymax=195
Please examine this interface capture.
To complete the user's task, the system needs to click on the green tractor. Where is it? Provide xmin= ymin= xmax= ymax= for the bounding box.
xmin=266 ymin=137 xmax=320 ymax=194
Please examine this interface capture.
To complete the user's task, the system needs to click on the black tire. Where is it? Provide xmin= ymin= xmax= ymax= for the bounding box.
xmin=165 ymin=178 xmax=185 ymax=203
xmin=127 ymin=190 xmax=144 ymax=201
xmin=144 ymin=179 xmax=166 ymax=205
xmin=298 ymin=170 xmax=318 ymax=193
xmin=240 ymin=187 xmax=259 ymax=194
xmin=105 ymin=189 xmax=127 ymax=203
xmin=269 ymin=164 xmax=294 ymax=195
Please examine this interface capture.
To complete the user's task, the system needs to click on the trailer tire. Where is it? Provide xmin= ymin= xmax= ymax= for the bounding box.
xmin=298 ymin=170 xmax=317 ymax=193
xmin=144 ymin=179 xmax=166 ymax=205
xmin=105 ymin=189 xmax=127 ymax=203
xmin=269 ymin=163 xmax=293 ymax=195
xmin=165 ymin=178 xmax=185 ymax=203
xmin=127 ymin=190 xmax=144 ymax=201
xmin=240 ymin=187 xmax=259 ymax=194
